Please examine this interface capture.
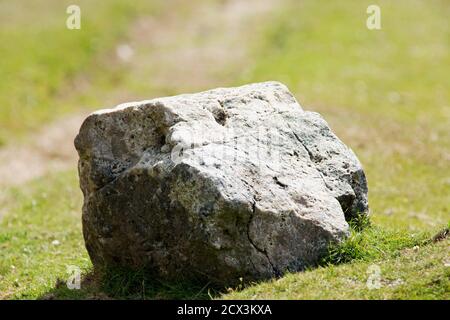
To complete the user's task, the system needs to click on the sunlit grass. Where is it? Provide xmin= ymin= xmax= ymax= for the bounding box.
xmin=0 ymin=0 xmax=160 ymax=145
xmin=223 ymin=238 xmax=449 ymax=300
xmin=0 ymin=170 xmax=89 ymax=299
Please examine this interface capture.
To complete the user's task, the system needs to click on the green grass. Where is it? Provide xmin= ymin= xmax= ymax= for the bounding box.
xmin=321 ymin=217 xmax=427 ymax=265
xmin=0 ymin=170 xmax=447 ymax=299
xmin=0 ymin=171 xmax=89 ymax=299
xmin=0 ymin=170 xmax=213 ymax=299
xmin=0 ymin=0 xmax=161 ymax=145
xmin=0 ymin=0 xmax=449 ymax=299
xmin=244 ymin=0 xmax=449 ymax=122
xmin=224 ymin=222 xmax=449 ymax=300
xmin=224 ymin=239 xmax=449 ymax=300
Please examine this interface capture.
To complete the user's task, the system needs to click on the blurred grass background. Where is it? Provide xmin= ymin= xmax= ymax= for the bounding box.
xmin=0 ymin=0 xmax=160 ymax=144
xmin=0 ymin=0 xmax=448 ymax=299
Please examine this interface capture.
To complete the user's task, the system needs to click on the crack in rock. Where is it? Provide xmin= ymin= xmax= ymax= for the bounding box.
xmin=246 ymin=198 xmax=280 ymax=277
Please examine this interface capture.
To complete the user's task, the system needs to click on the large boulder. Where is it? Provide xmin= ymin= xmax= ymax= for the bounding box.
xmin=75 ymin=82 xmax=368 ymax=285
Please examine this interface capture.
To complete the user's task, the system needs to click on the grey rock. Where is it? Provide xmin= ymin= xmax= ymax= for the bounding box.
xmin=75 ymin=81 xmax=368 ymax=285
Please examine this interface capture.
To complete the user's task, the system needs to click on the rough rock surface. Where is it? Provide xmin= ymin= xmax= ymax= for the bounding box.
xmin=75 ymin=81 xmax=368 ymax=285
